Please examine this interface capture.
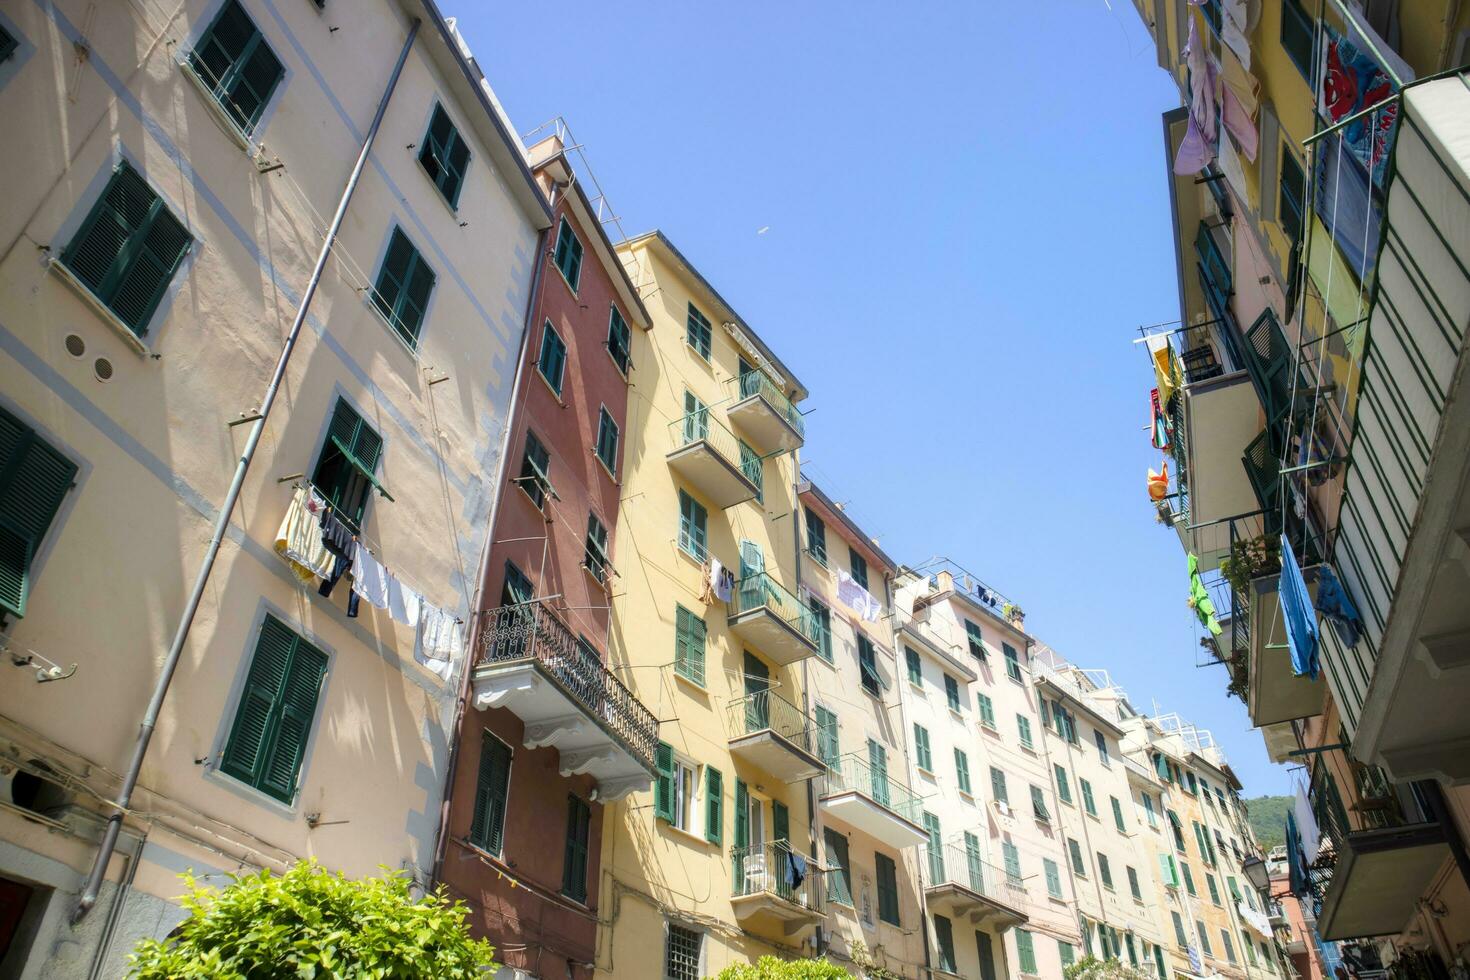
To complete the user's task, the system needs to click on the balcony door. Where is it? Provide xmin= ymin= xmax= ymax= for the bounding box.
xmin=744 ymin=651 xmax=770 ymax=733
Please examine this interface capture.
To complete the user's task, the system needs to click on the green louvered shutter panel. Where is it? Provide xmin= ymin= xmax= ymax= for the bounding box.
xmin=374 ymin=229 xmax=416 ymax=330
xmin=867 ymin=739 xmax=889 ymax=807
xmin=190 ymin=1 xmax=252 ymax=93
xmin=231 ymin=33 xmax=284 ymax=131
xmin=258 ymin=636 xmax=327 ymax=802
xmin=399 ymin=250 xmax=436 ymax=343
xmin=561 ymin=795 xmax=590 ymax=902
xmin=704 ymin=767 xmax=722 ymax=845
xmin=653 ymin=742 xmax=674 ymax=823
xmin=190 ymin=1 xmax=282 ymax=132
xmin=772 ymin=799 xmax=788 ymax=847
xmin=815 ymin=706 xmax=838 ymax=770
xmin=1003 ymin=841 xmax=1022 ymax=885
xmin=221 ymin=616 xmax=298 ymax=793
xmin=733 ymin=779 xmax=749 ymax=891
xmin=1017 ymin=930 xmax=1037 ymax=974
xmin=0 ymin=411 xmax=77 ymax=619
xmin=964 ymin=831 xmax=984 ymax=891
xmin=470 ymin=732 xmax=512 ymax=853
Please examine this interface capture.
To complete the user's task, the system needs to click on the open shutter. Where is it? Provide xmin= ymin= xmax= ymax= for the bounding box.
xmin=258 ymin=638 xmax=326 ymax=802
xmin=0 ymin=411 xmax=77 ymax=619
xmin=964 ymin=832 xmax=983 ymax=891
xmin=220 ymin=616 xmax=295 ymax=785
xmin=471 ymin=733 xmax=512 ymax=853
xmin=229 ymin=33 xmax=283 ymax=130
xmin=704 ymin=767 xmax=723 ymax=845
xmin=654 ymin=742 xmax=674 ymax=823
xmin=867 ymin=739 xmax=888 ymax=806
xmin=373 ymin=230 xmax=415 ymax=324
xmin=561 ymin=795 xmax=590 ymax=902
xmin=771 ymin=799 xmax=789 ymax=847
xmin=732 ymin=779 xmax=749 ymax=891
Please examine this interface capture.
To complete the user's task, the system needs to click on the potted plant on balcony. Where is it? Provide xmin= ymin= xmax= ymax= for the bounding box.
xmin=1002 ymin=603 xmax=1025 ymax=628
xmin=1220 ymin=535 xmax=1281 ymax=595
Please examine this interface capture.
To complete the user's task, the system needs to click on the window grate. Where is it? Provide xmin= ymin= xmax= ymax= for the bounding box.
xmin=664 ymin=924 xmax=702 ymax=980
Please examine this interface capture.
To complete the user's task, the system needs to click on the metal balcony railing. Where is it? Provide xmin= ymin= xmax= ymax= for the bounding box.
xmin=927 ymin=840 xmax=1028 ymax=911
xmin=822 ymin=754 xmax=923 ymax=825
xmin=478 ymin=602 xmax=658 ymax=773
xmin=731 ymin=840 xmax=822 ymax=912
xmin=668 ymin=409 xmax=747 ymax=470
xmin=726 ymin=689 xmax=817 ymax=754
xmin=730 ymin=573 xmax=823 ymax=647
xmin=730 ymin=371 xmax=805 ymax=439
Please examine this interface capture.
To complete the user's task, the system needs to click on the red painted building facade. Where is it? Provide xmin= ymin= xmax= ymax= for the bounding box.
xmin=433 ymin=134 xmax=657 ymax=980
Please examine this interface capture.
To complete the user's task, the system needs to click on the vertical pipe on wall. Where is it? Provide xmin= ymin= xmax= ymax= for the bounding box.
xmin=72 ymin=17 xmax=422 ymax=922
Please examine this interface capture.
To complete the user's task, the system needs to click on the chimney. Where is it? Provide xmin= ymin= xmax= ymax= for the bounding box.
xmin=936 ymin=570 xmax=954 ymax=593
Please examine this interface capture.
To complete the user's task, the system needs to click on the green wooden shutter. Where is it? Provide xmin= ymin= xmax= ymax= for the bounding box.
xmin=470 ymin=732 xmax=512 ymax=854
xmin=0 ymin=410 xmax=77 ymax=619
xmin=733 ymin=779 xmax=749 ymax=849
xmin=964 ymin=831 xmax=983 ymax=891
xmin=771 ymin=799 xmax=788 ymax=846
xmin=704 ymin=767 xmax=722 ymax=845
xmin=561 ymin=795 xmax=591 ymax=902
xmin=189 ymin=1 xmax=283 ymax=133
xmin=1017 ymin=929 xmax=1037 ymax=974
xmin=259 ymin=639 xmax=328 ymax=801
xmin=824 ymin=827 xmax=851 ymax=905
xmin=654 ymin=742 xmax=675 ymax=823
xmin=1003 ymin=841 xmax=1022 ymax=885
xmin=934 ymin=914 xmax=955 ymax=972
xmin=373 ymin=229 xmax=414 ymax=325
xmin=1044 ymin=857 xmax=1061 ymax=897
xmin=1112 ymin=796 xmax=1126 ymax=832
xmin=875 ymin=853 xmax=899 ymax=925
xmin=922 ymin=812 xmax=943 ymax=884
xmin=990 ymin=766 xmax=1007 ymax=804
xmin=867 ymin=738 xmax=889 ymax=806
xmin=815 ymin=706 xmax=839 ymax=769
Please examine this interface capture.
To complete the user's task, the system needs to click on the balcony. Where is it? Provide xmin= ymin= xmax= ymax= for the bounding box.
xmin=725 ymin=689 xmax=825 ymax=783
xmin=1247 ymin=573 xmax=1327 ymax=728
xmin=728 ymin=573 xmax=821 ymax=666
xmin=666 ymin=410 xmax=760 ymax=509
xmin=924 ymin=841 xmax=1028 ymax=931
xmin=471 ymin=603 xmax=658 ymax=801
xmin=730 ymin=841 xmax=824 ymax=935
xmin=818 ymin=755 xmax=928 ymax=850
xmin=726 ymin=372 xmax=804 ymax=455
xmin=1261 ymin=721 xmax=1298 ymax=764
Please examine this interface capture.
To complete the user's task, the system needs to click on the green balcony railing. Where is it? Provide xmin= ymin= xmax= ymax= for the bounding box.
xmin=730 ymin=371 xmax=805 ymax=439
xmin=726 ymin=688 xmax=818 ymax=757
xmin=731 ymin=840 xmax=822 ymax=913
xmin=927 ymin=840 xmax=1029 ymax=913
xmin=667 ymin=409 xmax=750 ymax=476
xmin=822 ymin=754 xmax=923 ymax=825
xmin=729 ymin=573 xmax=822 ymax=648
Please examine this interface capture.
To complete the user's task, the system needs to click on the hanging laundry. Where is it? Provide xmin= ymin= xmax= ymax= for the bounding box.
xmin=387 ymin=575 xmax=421 ymax=629
xmin=351 ymin=547 xmax=391 ymax=610
xmin=1316 ymin=566 xmax=1364 ymax=649
xmin=1173 ymin=114 xmax=1213 ymax=176
xmin=1318 ymin=23 xmax=1407 ymax=188
xmin=785 ymin=850 xmax=806 ymax=890
xmin=1220 ymin=0 xmax=1252 ymax=70
xmin=275 ymin=486 xmax=334 ymax=584
xmin=1187 ymin=552 xmax=1222 ymax=636
xmin=1221 ymin=45 xmax=1260 ymax=118
xmin=1144 ymin=333 xmax=1178 ymax=407
xmin=837 ymin=570 xmax=882 ymax=623
xmin=895 ymin=576 xmax=930 ymax=620
xmin=1148 ymin=461 xmax=1170 ymax=502
xmin=1218 ymin=130 xmax=1250 ymax=207
xmin=1221 ymin=85 xmax=1258 ymax=162
xmin=1280 ymin=535 xmax=1319 ymax=678
xmin=416 ymin=604 xmax=463 ymax=681
xmin=710 ymin=556 xmax=734 ymax=603
xmin=1150 ymin=388 xmax=1173 ymax=452
xmin=1294 ymin=779 xmax=1321 ymax=865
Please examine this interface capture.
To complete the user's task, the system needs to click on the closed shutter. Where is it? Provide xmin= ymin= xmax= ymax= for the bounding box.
xmin=964 ymin=831 xmax=984 ymax=891
xmin=933 ymin=914 xmax=955 ymax=972
xmin=221 ymin=616 xmax=326 ymax=804
xmin=704 ymin=767 xmax=722 ymax=844
xmin=471 ymin=732 xmax=512 ymax=854
xmin=815 ymin=706 xmax=838 ymax=770
xmin=867 ymin=739 xmax=889 ymax=806
xmin=0 ymin=410 xmax=77 ymax=619
xmin=374 ymin=228 xmax=434 ymax=344
xmin=771 ymin=799 xmax=788 ymax=847
xmin=420 ymin=105 xmax=470 ymax=205
xmin=1044 ymin=857 xmax=1061 ymax=897
xmin=875 ymin=853 xmax=899 ymax=925
xmin=1017 ymin=929 xmax=1037 ymax=974
xmin=990 ymin=766 xmax=1007 ymax=804
xmin=189 ymin=1 xmax=283 ymax=133
xmin=654 ymin=742 xmax=675 ymax=823
xmin=674 ymin=606 xmax=706 ymax=687
xmin=561 ymin=795 xmax=591 ymax=902
xmin=824 ymin=827 xmax=851 ymax=904
xmin=230 ymin=32 xmax=284 ymax=130
xmin=1003 ymin=842 xmax=1022 ymax=885
xmin=922 ymin=812 xmax=943 ymax=883
xmin=976 ymin=931 xmax=997 ymax=980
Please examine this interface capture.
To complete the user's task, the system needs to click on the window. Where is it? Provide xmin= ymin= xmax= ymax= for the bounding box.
xmin=1094 ymin=730 xmax=1110 ymax=765
xmin=1197 ymin=922 xmax=1213 ymax=957
xmin=932 ymin=914 xmax=956 ymax=973
xmin=1159 ymin=853 xmax=1180 ymax=888
xmin=0 ymin=408 xmax=78 ymax=619
xmin=703 ymin=767 xmax=722 ymax=844
xmin=905 ymin=646 xmax=922 ymax=687
xmin=1098 ymin=853 xmax=1113 ymax=890
xmin=868 ymin=740 xmax=890 ymax=803
xmin=221 ymin=614 xmax=328 ymax=804
xmin=606 ymin=305 xmax=632 ymax=374
xmin=189 ymin=0 xmax=284 ymax=134
xmin=561 ymin=795 xmax=591 ymax=902
xmin=1171 ymin=911 xmax=1188 ymax=947
xmin=584 ymin=513 xmax=610 ymax=584
xmin=922 ymin=812 xmax=943 ymax=883
xmin=680 ymin=391 xmax=708 ymax=446
xmin=944 ymin=674 xmax=961 ymax=712
xmin=1112 ymin=796 xmax=1126 ymax=832
xmin=858 ymin=635 xmax=881 ymax=697
xmin=814 ymin=705 xmax=839 ymax=770
xmin=913 ymin=724 xmax=932 ymax=773
xmin=1280 ymin=145 xmax=1306 ymax=246
xmin=664 ymin=923 xmax=702 ymax=980
xmin=61 ymin=161 xmax=193 ymax=337
xmin=954 ymin=749 xmax=971 ymax=795
xmin=685 ymin=303 xmax=711 ymax=359
xmin=1281 ymin=0 xmax=1314 ymax=79
xmin=1067 ymin=838 xmax=1086 ymax=877
xmin=372 ymin=227 xmax=436 ymax=346
xmin=1080 ymin=778 xmax=1097 ymax=817
xmin=0 ymin=23 xmax=16 ymax=63
xmin=1207 ymin=873 xmax=1222 ymax=906
xmin=804 ymin=507 xmax=828 ymax=565
xmin=1227 ymin=876 xmax=1242 ymax=902
xmin=848 ymin=548 xmax=868 ymax=590
xmin=1184 ymin=771 xmax=1198 ymax=795
xmin=1044 ymin=858 xmax=1062 ymax=898
xmin=654 ymin=742 xmax=697 ymax=832
xmin=536 ymin=322 xmax=567 ymax=395
xmin=1245 ymin=932 xmax=1258 ymax=967
xmin=738 ymin=440 xmax=763 ymax=501
xmin=502 ymin=561 xmax=534 ymax=605
xmin=875 ymin=852 xmax=900 ymax=926
xmin=1054 ymin=764 xmax=1072 ymax=805
xmin=1031 ymin=785 xmax=1050 ymax=823
xmin=1016 ymin=929 xmax=1037 ymax=975
xmin=673 ymin=605 xmax=706 ymax=687
xmin=552 ymin=218 xmax=583 ymax=291
xmin=595 ymin=408 xmax=619 ymax=476
xmin=963 ymin=832 xmax=984 ymax=891
xmin=1182 ymin=862 xmax=1196 ymax=896
xmin=1003 ymin=841 xmax=1023 ymax=886
xmin=1169 ymin=811 xmax=1186 ymax=851
xmin=808 ymin=596 xmax=832 ymax=662
xmin=516 ymin=431 xmax=552 ymax=509
xmin=1142 ymin=791 xmax=1157 ymax=827
xmin=1058 ymin=940 xmax=1076 ymax=969
xmin=311 ymin=398 xmax=384 ymax=530
xmin=964 ymin=620 xmax=986 ymax=660
xmin=990 ymin=767 xmax=1008 ymax=805
xmin=418 ymin=104 xmax=470 ymax=206
xmin=977 ymin=692 xmax=996 ymax=729
xmin=1128 ymin=865 xmax=1142 ymax=900
xmin=1003 ymin=643 xmax=1022 ymax=681
xmin=829 ymin=834 xmax=852 ymax=910
xmin=677 ymin=490 xmax=706 ymax=560
xmin=1017 ymin=714 xmax=1033 ymax=750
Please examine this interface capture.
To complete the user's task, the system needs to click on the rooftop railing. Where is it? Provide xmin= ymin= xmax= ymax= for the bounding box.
xmin=478 ymin=602 xmax=658 ymax=773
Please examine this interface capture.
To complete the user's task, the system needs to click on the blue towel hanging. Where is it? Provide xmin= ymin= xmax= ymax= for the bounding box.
xmin=1280 ymin=535 xmax=1319 ymax=678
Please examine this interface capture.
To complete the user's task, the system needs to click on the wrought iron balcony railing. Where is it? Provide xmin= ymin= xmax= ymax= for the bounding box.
xmin=668 ymin=409 xmax=747 ymax=469
xmin=926 ymin=840 xmax=1028 ymax=911
xmin=729 ymin=573 xmax=823 ymax=647
xmin=822 ymin=754 xmax=923 ymax=825
xmin=726 ymin=688 xmax=817 ymax=755
xmin=730 ymin=371 xmax=805 ymax=439
xmin=478 ymin=602 xmax=658 ymax=773
xmin=731 ymin=840 xmax=822 ymax=912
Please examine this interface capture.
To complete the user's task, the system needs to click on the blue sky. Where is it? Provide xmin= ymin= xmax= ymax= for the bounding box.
xmin=456 ymin=2 xmax=1290 ymax=797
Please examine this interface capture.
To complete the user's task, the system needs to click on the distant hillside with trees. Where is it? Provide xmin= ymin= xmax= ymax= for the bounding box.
xmin=1246 ymin=795 xmax=1292 ymax=850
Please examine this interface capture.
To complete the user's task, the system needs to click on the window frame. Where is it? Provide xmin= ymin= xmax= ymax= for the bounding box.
xmin=848 ymin=547 xmax=868 ymax=591
xmin=418 ymin=102 xmax=471 ymax=208
xmin=954 ymin=748 xmax=971 ymax=795
xmin=913 ymin=723 xmax=932 ymax=773
xmin=673 ymin=604 xmax=707 ymax=687
xmin=874 ymin=851 xmax=900 ymax=926
xmin=664 ymin=922 xmax=704 ymax=980
xmin=536 ymin=320 xmax=568 ymax=396
xmin=977 ymin=691 xmax=997 ymax=730
xmin=1280 ymin=0 xmax=1315 ymax=80
xmin=552 ymin=217 xmax=584 ymax=293
xmin=560 ymin=793 xmax=592 ymax=903
xmin=1003 ymin=643 xmax=1022 ymax=682
xmin=804 ymin=507 xmax=828 ymax=566
xmin=0 ymin=406 xmax=78 ymax=620
xmin=187 ymin=0 xmax=286 ymax=136
xmin=371 ymin=226 xmax=436 ymax=348
xmin=606 ymin=304 xmax=632 ymax=375
xmin=583 ymin=511 xmax=611 ymax=585
xmin=516 ymin=430 xmax=553 ymax=510
xmin=685 ymin=302 xmax=712 ymax=360
xmin=468 ymin=729 xmax=513 ymax=855
xmin=594 ymin=406 xmax=620 ymax=478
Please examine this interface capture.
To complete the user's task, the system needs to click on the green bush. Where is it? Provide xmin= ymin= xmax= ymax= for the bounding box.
xmin=712 ymin=955 xmax=855 ymax=979
xmin=1063 ymin=955 xmax=1154 ymax=980
xmin=128 ymin=860 xmax=494 ymax=979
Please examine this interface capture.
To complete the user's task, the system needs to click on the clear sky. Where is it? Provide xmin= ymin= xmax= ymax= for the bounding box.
xmin=454 ymin=1 xmax=1290 ymax=797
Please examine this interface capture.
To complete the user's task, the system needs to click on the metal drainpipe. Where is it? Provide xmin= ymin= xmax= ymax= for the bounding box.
xmin=428 ymin=187 xmax=552 ymax=889
xmin=72 ymin=18 xmax=421 ymax=922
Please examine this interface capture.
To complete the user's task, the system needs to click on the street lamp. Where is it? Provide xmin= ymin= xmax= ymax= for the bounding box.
xmin=1242 ymin=853 xmax=1270 ymax=892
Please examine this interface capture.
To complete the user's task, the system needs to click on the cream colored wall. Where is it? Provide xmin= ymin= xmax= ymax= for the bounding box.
xmin=0 ymin=0 xmax=538 ymax=972
xmin=596 ymin=239 xmax=812 ymax=977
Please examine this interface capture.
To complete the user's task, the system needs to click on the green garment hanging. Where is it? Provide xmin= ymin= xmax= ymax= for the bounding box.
xmin=1187 ymin=553 xmax=1222 ymax=636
